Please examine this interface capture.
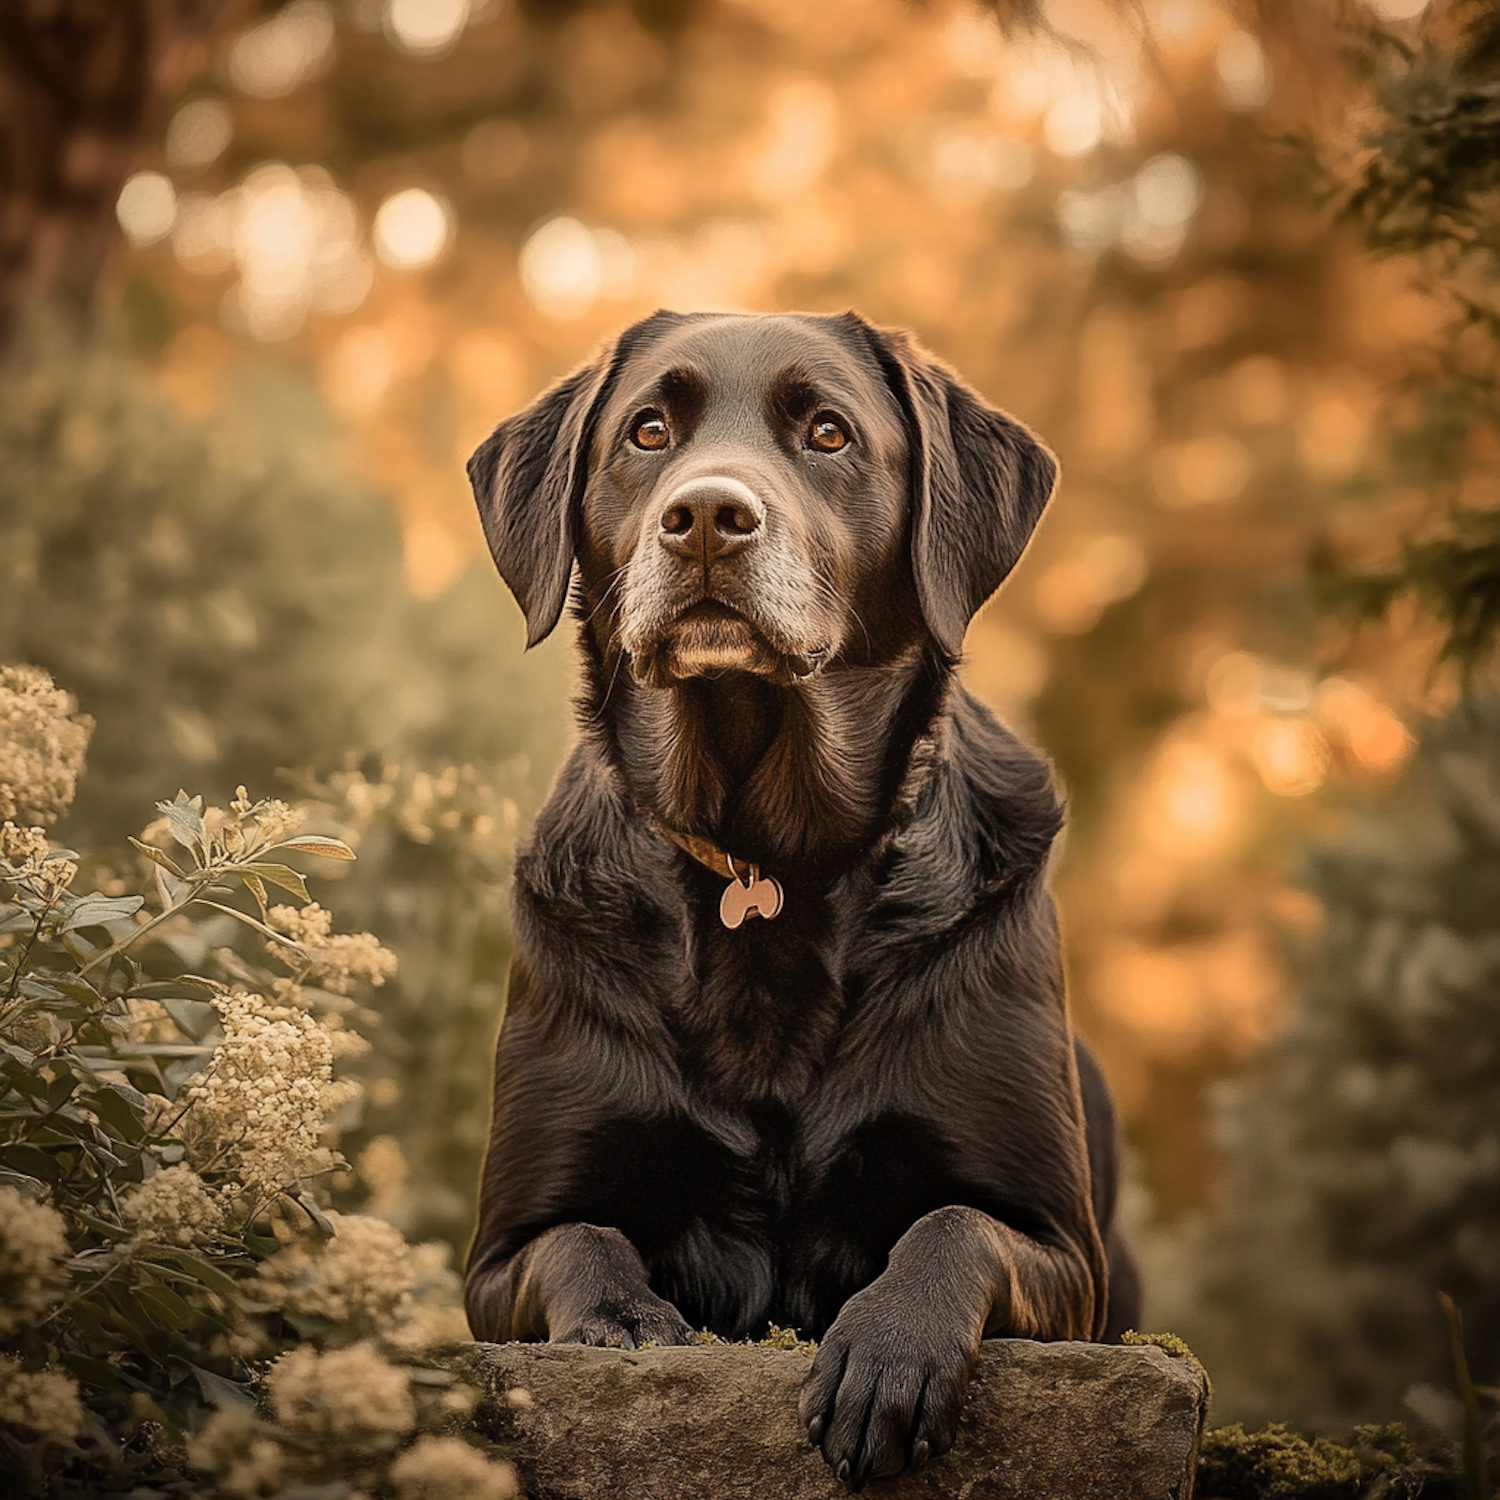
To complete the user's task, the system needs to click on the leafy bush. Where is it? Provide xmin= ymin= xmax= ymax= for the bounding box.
xmin=0 ymin=665 xmax=514 ymax=1498
xmin=0 ymin=319 xmax=574 ymax=1259
xmin=1185 ymin=702 xmax=1500 ymax=1447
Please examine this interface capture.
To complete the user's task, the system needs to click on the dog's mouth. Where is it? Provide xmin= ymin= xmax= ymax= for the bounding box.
xmin=630 ymin=600 xmax=830 ymax=688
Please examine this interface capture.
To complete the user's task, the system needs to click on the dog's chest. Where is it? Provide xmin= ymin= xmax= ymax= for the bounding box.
xmin=632 ymin=1094 xmax=982 ymax=1339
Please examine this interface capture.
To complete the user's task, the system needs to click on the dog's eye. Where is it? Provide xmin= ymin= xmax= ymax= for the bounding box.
xmin=808 ymin=415 xmax=850 ymax=453
xmin=632 ymin=413 xmax=670 ymax=451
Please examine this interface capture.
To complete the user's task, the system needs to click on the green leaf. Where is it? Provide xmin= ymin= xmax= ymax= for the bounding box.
xmin=161 ymin=998 xmax=217 ymax=1042
xmin=243 ymin=871 xmax=269 ymax=913
xmin=242 ymin=863 xmax=310 ymax=901
xmin=156 ymin=793 xmax=206 ymax=853
xmin=91 ymin=1083 xmax=149 ymax=1142
xmin=136 ymin=1282 xmax=199 ymax=1333
xmin=274 ymin=835 xmax=357 ymax=861
xmin=188 ymin=1362 xmax=255 ymax=1410
xmin=154 ymin=864 xmax=186 ymax=911
xmin=0 ymin=1166 xmax=48 ymax=1199
xmin=129 ymin=838 xmax=185 ymax=879
xmin=0 ymin=1144 xmax=58 ymax=1182
xmin=61 ymin=895 xmax=145 ymax=933
xmin=159 ymin=1249 xmax=244 ymax=1301
xmin=73 ymin=1209 xmax=133 ymax=1243
xmin=285 ymin=1190 xmax=335 ymax=1237
xmin=63 ymin=1353 xmax=134 ymax=1394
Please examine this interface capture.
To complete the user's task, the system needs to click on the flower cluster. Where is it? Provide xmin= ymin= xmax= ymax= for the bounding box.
xmin=185 ymin=1406 xmax=285 ymax=1497
xmin=122 ymin=1164 xmax=225 ymax=1247
xmin=0 ymin=665 xmax=92 ymax=827
xmin=0 ymin=819 xmax=78 ymax=901
xmin=390 ymin=1435 xmax=519 ymax=1500
xmin=255 ymin=1211 xmax=415 ymax=1328
xmin=0 ymin=1354 xmax=81 ymax=1449
xmin=266 ymin=1340 xmax=415 ymax=1445
xmin=229 ymin=784 xmax=303 ymax=848
xmin=183 ymin=990 xmax=358 ymax=1193
xmin=267 ymin=902 xmax=397 ymax=995
xmin=0 ymin=821 xmax=47 ymax=867
xmin=0 ymin=1186 xmax=68 ymax=1336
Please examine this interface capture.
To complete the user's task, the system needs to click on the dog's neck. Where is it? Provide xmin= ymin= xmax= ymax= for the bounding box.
xmin=595 ymin=648 xmax=947 ymax=876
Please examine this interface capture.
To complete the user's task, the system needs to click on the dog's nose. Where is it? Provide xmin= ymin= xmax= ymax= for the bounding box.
xmin=658 ymin=478 xmax=764 ymax=562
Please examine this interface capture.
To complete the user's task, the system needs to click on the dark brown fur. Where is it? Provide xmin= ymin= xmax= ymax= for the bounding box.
xmin=464 ymin=310 xmax=1141 ymax=1490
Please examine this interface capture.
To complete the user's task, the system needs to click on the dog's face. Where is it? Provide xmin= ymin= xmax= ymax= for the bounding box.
xmin=468 ymin=310 xmax=1058 ymax=676
xmin=583 ymin=315 xmax=914 ymax=687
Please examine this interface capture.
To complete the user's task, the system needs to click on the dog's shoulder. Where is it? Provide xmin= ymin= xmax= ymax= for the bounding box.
xmin=512 ymin=737 xmax=680 ymax=958
xmin=894 ymin=684 xmax=1062 ymax=899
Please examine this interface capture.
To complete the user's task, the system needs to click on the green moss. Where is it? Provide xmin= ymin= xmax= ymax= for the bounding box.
xmin=759 ymin=1324 xmax=817 ymax=1353
xmin=1195 ymin=1422 xmax=1422 ymax=1500
xmin=684 ymin=1326 xmax=817 ymax=1352
xmin=1122 ymin=1329 xmax=1212 ymax=1397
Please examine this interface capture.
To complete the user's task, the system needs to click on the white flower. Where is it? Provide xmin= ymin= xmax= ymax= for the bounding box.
xmin=390 ymin=1435 xmax=518 ymax=1500
xmin=122 ymin=1164 xmax=224 ymax=1247
xmin=0 ymin=665 xmax=92 ymax=827
xmin=255 ymin=1211 xmax=415 ymax=1329
xmin=266 ymin=1341 xmax=415 ymax=1444
xmin=0 ymin=1186 xmax=68 ymax=1336
xmin=183 ymin=990 xmax=352 ymax=1193
xmin=0 ymin=1354 xmax=82 ymax=1447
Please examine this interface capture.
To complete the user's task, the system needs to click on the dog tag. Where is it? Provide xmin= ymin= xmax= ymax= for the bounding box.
xmin=720 ymin=866 xmax=783 ymax=928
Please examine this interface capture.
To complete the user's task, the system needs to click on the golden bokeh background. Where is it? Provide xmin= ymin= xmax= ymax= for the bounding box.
xmin=99 ymin=0 xmax=1452 ymax=1326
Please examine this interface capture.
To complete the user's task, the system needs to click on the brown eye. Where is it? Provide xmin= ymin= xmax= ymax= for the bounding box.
xmin=808 ymin=415 xmax=849 ymax=453
xmin=632 ymin=413 xmax=670 ymax=451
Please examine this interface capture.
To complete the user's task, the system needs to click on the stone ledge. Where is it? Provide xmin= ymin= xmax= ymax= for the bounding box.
xmin=456 ymin=1338 xmax=1208 ymax=1499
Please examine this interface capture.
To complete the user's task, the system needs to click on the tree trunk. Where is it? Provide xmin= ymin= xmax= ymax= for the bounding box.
xmin=0 ymin=0 xmax=241 ymax=346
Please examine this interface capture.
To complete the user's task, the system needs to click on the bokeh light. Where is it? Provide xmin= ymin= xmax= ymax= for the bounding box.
xmin=1215 ymin=32 xmax=1273 ymax=112
xmin=164 ymin=98 xmax=234 ymax=172
xmin=116 ymin=172 xmax=177 ymax=247
xmin=519 ymin=217 xmax=605 ymax=318
xmin=373 ymin=190 xmax=452 ymax=271
xmin=226 ymin=0 xmax=336 ymax=98
xmin=384 ymin=0 xmax=470 ymax=57
xmin=219 ymin=163 xmax=371 ymax=340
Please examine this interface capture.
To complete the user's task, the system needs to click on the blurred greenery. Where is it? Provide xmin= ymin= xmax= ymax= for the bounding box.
xmin=1184 ymin=700 xmax=1500 ymax=1438
xmin=0 ymin=319 xmax=573 ymax=1263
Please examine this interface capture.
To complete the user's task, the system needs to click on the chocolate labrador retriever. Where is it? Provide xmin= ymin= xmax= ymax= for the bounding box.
xmin=463 ymin=310 xmax=1141 ymax=1489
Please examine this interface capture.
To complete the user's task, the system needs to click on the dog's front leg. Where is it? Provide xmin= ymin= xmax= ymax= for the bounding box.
xmin=799 ymin=1205 xmax=1098 ymax=1491
xmin=466 ymin=1222 xmax=695 ymax=1349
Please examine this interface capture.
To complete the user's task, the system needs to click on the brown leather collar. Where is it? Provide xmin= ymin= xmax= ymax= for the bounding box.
xmin=654 ymin=822 xmax=785 ymax=928
xmin=654 ymin=822 xmax=762 ymax=883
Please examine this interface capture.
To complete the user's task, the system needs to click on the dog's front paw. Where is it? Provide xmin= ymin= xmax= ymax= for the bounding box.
xmin=553 ymin=1289 xmax=694 ymax=1350
xmin=799 ymin=1282 xmax=978 ymax=1491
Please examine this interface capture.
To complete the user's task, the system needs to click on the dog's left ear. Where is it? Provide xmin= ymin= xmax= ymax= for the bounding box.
xmin=858 ymin=319 xmax=1059 ymax=659
xmin=466 ymin=352 xmax=618 ymax=648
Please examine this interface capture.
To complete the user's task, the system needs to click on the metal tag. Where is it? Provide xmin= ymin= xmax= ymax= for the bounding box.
xmin=720 ymin=866 xmax=783 ymax=928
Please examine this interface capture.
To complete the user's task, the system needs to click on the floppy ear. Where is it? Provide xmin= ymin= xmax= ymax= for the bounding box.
xmin=466 ymin=349 xmax=619 ymax=648
xmin=859 ymin=321 xmax=1059 ymax=658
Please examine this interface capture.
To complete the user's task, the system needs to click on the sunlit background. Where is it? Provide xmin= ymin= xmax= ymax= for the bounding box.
xmin=11 ymin=0 xmax=1486 ymax=1429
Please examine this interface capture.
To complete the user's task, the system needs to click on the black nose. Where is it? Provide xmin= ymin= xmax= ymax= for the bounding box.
xmin=658 ymin=479 xmax=764 ymax=562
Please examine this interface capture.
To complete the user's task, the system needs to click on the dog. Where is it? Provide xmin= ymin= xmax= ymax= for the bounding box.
xmin=463 ymin=309 xmax=1141 ymax=1490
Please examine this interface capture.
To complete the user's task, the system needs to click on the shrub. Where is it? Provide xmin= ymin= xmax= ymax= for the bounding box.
xmin=1187 ymin=702 xmax=1500 ymax=1442
xmin=0 ymin=666 xmax=511 ymax=1498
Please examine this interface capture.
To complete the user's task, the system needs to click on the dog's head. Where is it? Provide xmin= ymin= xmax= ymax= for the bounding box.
xmin=467 ymin=311 xmax=1057 ymax=683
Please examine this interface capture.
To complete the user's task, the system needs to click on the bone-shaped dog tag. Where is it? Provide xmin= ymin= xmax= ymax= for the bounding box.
xmin=720 ymin=867 xmax=783 ymax=928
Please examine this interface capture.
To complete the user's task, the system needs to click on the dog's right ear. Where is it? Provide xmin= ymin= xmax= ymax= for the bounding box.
xmin=466 ymin=351 xmax=619 ymax=648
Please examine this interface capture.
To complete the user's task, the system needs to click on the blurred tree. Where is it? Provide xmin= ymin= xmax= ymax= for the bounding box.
xmin=1331 ymin=0 xmax=1500 ymax=678
xmin=1188 ymin=699 xmax=1500 ymax=1427
xmin=0 ymin=0 xmax=244 ymax=344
